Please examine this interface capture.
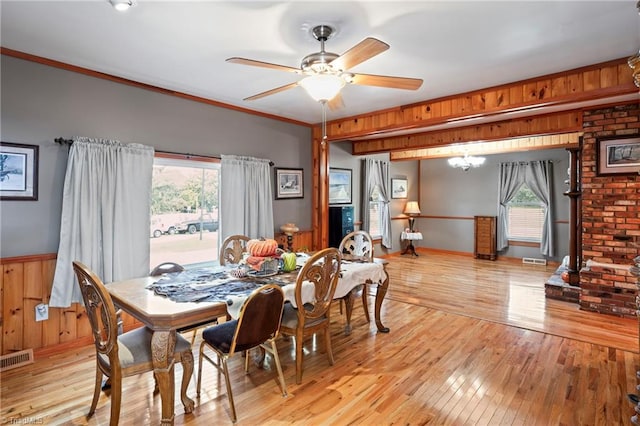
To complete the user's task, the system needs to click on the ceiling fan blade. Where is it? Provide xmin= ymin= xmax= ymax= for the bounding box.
xmin=351 ymin=73 xmax=423 ymax=90
xmin=330 ymin=38 xmax=389 ymax=71
xmin=226 ymin=57 xmax=300 ymax=73
xmin=243 ymin=82 xmax=299 ymax=101
xmin=327 ymin=92 xmax=344 ymax=111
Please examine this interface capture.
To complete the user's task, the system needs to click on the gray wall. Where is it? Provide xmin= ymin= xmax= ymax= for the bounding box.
xmin=329 ymin=141 xmax=419 ymax=255
xmin=1 ymin=56 xmax=311 ymax=258
xmin=419 ymin=149 xmax=569 ymax=262
xmin=330 ymin=141 xmax=569 ymax=262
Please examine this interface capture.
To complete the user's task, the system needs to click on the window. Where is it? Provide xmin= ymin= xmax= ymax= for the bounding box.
xmin=368 ymin=185 xmax=383 ymax=237
xmin=150 ymin=154 xmax=220 ymax=269
xmin=506 ymin=184 xmax=544 ymax=242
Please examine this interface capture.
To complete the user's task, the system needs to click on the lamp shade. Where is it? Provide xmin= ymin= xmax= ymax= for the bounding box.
xmin=299 ymin=74 xmax=345 ymax=102
xmin=403 ymin=201 xmax=421 ymax=215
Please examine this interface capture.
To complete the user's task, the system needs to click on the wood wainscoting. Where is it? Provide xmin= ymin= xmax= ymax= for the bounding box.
xmin=0 ymin=254 xmax=140 ymax=356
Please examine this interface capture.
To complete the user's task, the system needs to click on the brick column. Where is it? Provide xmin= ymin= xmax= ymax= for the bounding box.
xmin=580 ymin=103 xmax=640 ymax=318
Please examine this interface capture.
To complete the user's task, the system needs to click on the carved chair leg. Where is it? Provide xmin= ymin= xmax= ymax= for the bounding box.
xmin=89 ymin=367 xmax=102 ymax=416
xmin=179 ymin=350 xmax=195 ymax=413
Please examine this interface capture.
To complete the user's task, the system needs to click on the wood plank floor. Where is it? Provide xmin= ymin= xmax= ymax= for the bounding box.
xmin=2 ymin=252 xmax=639 ymax=425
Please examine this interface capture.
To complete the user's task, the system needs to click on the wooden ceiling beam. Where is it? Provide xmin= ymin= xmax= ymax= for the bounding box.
xmin=390 ymin=133 xmax=582 ymax=161
xmin=352 ymin=110 xmax=583 ymax=155
xmin=324 ymin=58 xmax=635 ymax=141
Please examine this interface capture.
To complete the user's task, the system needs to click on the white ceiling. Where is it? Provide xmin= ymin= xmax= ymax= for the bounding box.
xmin=2 ymin=1 xmax=639 ymax=125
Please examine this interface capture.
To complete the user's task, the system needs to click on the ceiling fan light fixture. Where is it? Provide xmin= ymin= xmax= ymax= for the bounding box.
xmin=299 ymin=74 xmax=345 ymax=102
xmin=109 ymin=0 xmax=134 ymax=12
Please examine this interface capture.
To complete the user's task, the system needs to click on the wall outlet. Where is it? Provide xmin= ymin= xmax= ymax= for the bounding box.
xmin=35 ymin=303 xmax=48 ymax=321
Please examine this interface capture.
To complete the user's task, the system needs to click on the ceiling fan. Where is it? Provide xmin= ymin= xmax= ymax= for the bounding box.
xmin=227 ymin=25 xmax=423 ymax=110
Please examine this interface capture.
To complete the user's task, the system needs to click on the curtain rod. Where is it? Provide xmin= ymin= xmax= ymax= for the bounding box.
xmin=55 ymin=139 xmax=274 ymax=166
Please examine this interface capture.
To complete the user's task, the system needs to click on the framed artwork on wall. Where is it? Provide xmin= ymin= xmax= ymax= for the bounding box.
xmin=0 ymin=142 xmax=39 ymax=201
xmin=329 ymin=168 xmax=352 ymax=204
xmin=275 ymin=167 xmax=304 ymax=199
xmin=596 ymin=135 xmax=640 ymax=176
xmin=391 ymin=177 xmax=408 ymax=199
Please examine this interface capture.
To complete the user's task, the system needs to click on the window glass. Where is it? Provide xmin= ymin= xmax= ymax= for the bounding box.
xmin=506 ymin=184 xmax=544 ymax=242
xmin=150 ymin=156 xmax=220 ymax=269
xmin=368 ymin=185 xmax=383 ymax=237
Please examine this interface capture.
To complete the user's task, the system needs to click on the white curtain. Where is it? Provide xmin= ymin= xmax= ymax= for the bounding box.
xmin=50 ymin=137 xmax=154 ymax=307
xmin=361 ymin=159 xmax=392 ymax=248
xmin=220 ymin=155 xmax=274 ymax=240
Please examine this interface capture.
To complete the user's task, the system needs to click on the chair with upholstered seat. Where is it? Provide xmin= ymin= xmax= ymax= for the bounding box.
xmin=196 ymin=284 xmax=287 ymax=423
xmin=219 ymin=234 xmax=251 ymax=266
xmin=72 ymin=261 xmax=194 ymax=426
xmin=279 ymin=247 xmax=341 ymax=384
xmin=338 ymin=230 xmax=374 ymax=323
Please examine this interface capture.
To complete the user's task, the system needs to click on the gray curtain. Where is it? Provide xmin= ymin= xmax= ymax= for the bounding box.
xmin=220 ymin=155 xmax=274 ymax=240
xmin=50 ymin=137 xmax=154 ymax=307
xmin=361 ymin=158 xmax=392 ymax=248
xmin=526 ymin=160 xmax=554 ymax=256
xmin=497 ymin=162 xmax=525 ymax=251
xmin=497 ymin=161 xmax=554 ymax=256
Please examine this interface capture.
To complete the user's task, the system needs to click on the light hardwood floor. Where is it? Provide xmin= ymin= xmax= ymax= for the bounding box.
xmin=2 ymin=251 xmax=638 ymax=425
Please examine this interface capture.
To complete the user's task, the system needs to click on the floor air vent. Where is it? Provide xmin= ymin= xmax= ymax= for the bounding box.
xmin=0 ymin=348 xmax=34 ymax=372
xmin=522 ymin=257 xmax=547 ymax=266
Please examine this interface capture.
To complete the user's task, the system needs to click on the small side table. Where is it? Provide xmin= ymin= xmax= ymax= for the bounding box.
xmin=401 ymin=231 xmax=423 ymax=256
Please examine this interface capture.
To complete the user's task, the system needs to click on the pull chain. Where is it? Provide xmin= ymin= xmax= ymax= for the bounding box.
xmin=321 ymin=100 xmax=327 ymax=145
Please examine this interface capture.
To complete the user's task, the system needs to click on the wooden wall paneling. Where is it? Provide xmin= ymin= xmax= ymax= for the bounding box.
xmin=3 ymin=263 xmax=24 ymax=352
xmin=23 ymin=261 xmax=44 ymax=350
xmin=353 ymin=111 xmax=583 ymax=155
xmin=324 ymin=58 xmax=634 ymax=142
xmin=42 ymin=259 xmax=61 ymax=349
xmin=59 ymin=304 xmax=78 ymax=343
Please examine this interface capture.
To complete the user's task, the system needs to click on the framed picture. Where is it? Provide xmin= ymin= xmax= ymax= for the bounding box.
xmin=329 ymin=168 xmax=352 ymax=204
xmin=275 ymin=167 xmax=304 ymax=199
xmin=596 ymin=136 xmax=640 ymax=176
xmin=391 ymin=177 xmax=408 ymax=199
xmin=0 ymin=142 xmax=39 ymax=201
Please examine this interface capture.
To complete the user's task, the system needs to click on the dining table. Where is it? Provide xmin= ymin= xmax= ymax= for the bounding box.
xmin=105 ymin=255 xmax=390 ymax=425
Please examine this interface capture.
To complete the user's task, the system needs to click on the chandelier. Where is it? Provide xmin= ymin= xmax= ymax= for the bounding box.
xmin=448 ymin=154 xmax=486 ymax=171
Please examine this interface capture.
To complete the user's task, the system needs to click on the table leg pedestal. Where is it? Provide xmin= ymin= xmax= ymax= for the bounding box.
xmin=401 ymin=241 xmax=418 ymax=256
xmin=342 ymin=292 xmax=354 ymax=336
xmin=152 ymin=330 xmax=177 ymax=426
xmin=374 ymin=270 xmax=390 ymax=333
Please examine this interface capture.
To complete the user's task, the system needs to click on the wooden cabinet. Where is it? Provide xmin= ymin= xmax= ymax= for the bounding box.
xmin=274 ymin=230 xmax=313 ymax=252
xmin=474 ymin=216 xmax=497 ymax=260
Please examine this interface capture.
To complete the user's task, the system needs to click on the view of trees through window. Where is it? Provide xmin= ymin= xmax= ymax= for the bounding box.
xmin=507 ymin=184 xmax=544 ymax=242
xmin=150 ymin=156 xmax=220 ymax=269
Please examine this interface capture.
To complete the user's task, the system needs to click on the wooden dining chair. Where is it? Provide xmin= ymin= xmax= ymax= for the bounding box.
xmin=196 ymin=284 xmax=287 ymax=423
xmin=72 ymin=261 xmax=194 ymax=426
xmin=149 ymin=261 xmax=184 ymax=276
xmin=279 ymin=247 xmax=342 ymax=384
xmin=338 ymin=230 xmax=374 ymax=323
xmin=219 ymin=234 xmax=251 ymax=266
